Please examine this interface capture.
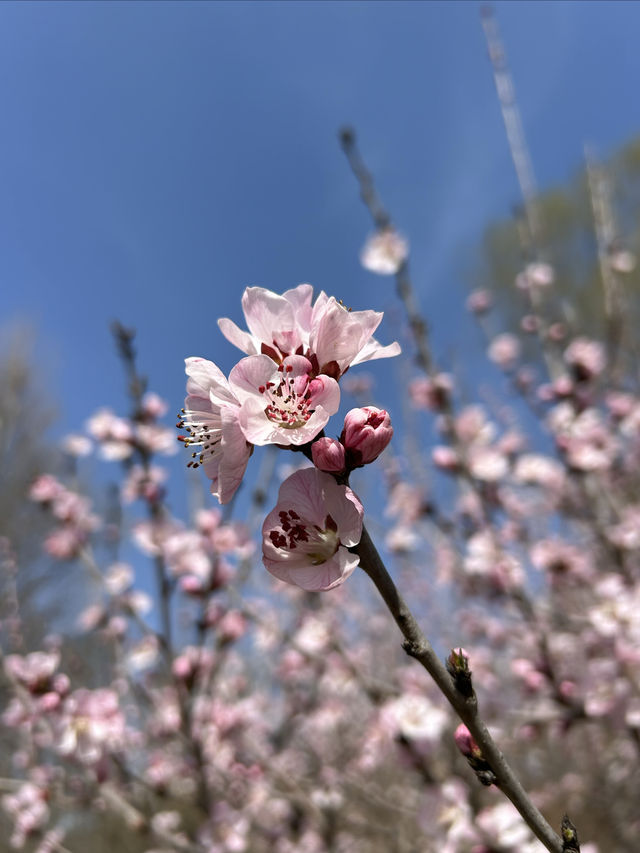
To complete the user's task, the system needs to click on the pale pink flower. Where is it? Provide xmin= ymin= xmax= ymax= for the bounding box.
xmin=515 ymin=261 xmax=555 ymax=289
xmin=57 ymin=688 xmax=127 ymax=764
xmin=381 ymin=694 xmax=447 ymax=742
xmin=44 ymin=527 xmax=86 ymax=560
xmin=488 ymin=333 xmax=520 ymax=369
xmin=513 ymin=454 xmax=565 ymax=491
xmin=136 ymin=423 xmax=178 ymax=455
xmin=610 ymin=248 xmax=636 ymax=273
xmin=121 ymin=463 xmax=167 ymax=503
xmin=218 ymin=284 xmax=400 ymax=378
xmin=467 ymin=447 xmax=508 ymax=482
xmin=466 ymin=288 xmax=492 ymax=314
xmin=140 ymin=390 xmax=168 ymax=419
xmin=229 ymin=354 xmax=339 ymax=446
xmin=530 ymin=540 xmax=592 ymax=581
xmin=2 ymin=782 xmax=50 ymax=848
xmin=262 ymin=468 xmax=363 ymax=591
xmin=432 ymin=445 xmax=460 ymax=472
xmin=177 ymin=357 xmax=251 ymax=504
xmin=30 ymin=474 xmax=63 ymax=503
xmin=4 ymin=651 xmax=60 ymax=693
xmin=61 ymin=433 xmax=93 ymax=457
xmin=86 ymin=408 xmax=134 ymax=460
xmin=453 ymin=405 xmax=495 ymax=446
xmin=104 ymin=562 xmax=134 ymax=595
xmin=408 ymin=373 xmax=453 ymax=410
xmin=606 ymin=391 xmax=636 ymax=419
xmin=564 ymin=337 xmax=606 ymax=380
xmin=360 ymin=227 xmax=409 ymax=275
xmin=464 ymin=531 xmax=524 ymax=593
xmin=520 ymin=314 xmax=539 ymax=333
xmin=341 ymin=406 xmax=393 ymax=466
xmin=126 ymin=636 xmax=160 ymax=672
xmin=607 ymin=505 xmax=640 ymax=550
xmin=308 ymin=291 xmax=401 ymax=377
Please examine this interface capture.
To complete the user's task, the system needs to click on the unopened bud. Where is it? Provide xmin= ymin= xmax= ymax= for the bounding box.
xmin=447 ymin=647 xmax=474 ymax=697
xmin=454 ymin=723 xmax=482 ymax=759
xmin=341 ymin=407 xmax=393 ymax=467
xmin=312 ymin=437 xmax=346 ymax=473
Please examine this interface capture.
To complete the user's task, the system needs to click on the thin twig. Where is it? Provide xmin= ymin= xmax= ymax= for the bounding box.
xmin=353 ymin=524 xmax=564 ymax=853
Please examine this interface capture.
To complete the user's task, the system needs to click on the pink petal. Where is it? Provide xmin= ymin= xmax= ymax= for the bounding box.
xmin=217 ymin=407 xmax=252 ymax=504
xmin=350 ymin=339 xmax=402 ymax=366
xmin=185 ymin=357 xmax=228 ymax=398
xmin=242 ymin=287 xmax=295 ymax=346
xmin=228 ymin=355 xmax=280 ymax=403
xmin=217 ymin=318 xmax=261 ymax=356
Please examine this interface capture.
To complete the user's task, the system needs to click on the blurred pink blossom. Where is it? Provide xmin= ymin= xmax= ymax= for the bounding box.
xmin=360 ymin=227 xmax=409 ymax=275
xmin=564 ymin=337 xmax=606 ymax=380
xmin=488 ymin=333 xmax=521 ymax=369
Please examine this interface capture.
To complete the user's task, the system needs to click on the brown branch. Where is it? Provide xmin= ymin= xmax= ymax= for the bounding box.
xmin=353 ymin=523 xmax=564 ymax=853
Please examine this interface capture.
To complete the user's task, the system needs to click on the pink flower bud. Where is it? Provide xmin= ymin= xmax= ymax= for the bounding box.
xmin=341 ymin=407 xmax=393 ymax=467
xmin=454 ymin=723 xmax=482 ymax=759
xmin=312 ymin=437 xmax=346 ymax=473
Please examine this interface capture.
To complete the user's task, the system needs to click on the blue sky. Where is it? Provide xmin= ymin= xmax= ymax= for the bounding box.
xmin=2 ymin=1 xmax=640 ymax=498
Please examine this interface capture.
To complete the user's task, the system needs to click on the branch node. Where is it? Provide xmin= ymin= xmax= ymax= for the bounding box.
xmin=561 ymin=815 xmax=581 ymax=853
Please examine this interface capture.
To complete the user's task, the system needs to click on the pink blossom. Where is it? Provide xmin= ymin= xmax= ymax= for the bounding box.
xmin=177 ymin=357 xmax=252 ymax=504
xmin=140 ymin=390 xmax=168 ymax=419
xmin=381 ymin=694 xmax=447 ymax=742
xmin=432 ymin=445 xmax=460 ymax=472
xmin=515 ymin=262 xmax=555 ymax=289
xmin=513 ymin=454 xmax=565 ymax=491
xmin=466 ymin=288 xmax=492 ymax=314
xmin=262 ymin=468 xmax=363 ymax=591
xmin=4 ymin=651 xmax=60 ymax=693
xmin=341 ymin=406 xmax=393 ymax=466
xmin=488 ymin=333 xmax=520 ymax=369
xmin=312 ymin=437 xmax=346 ymax=473
xmin=610 ymin=248 xmax=636 ymax=273
xmin=136 ymin=423 xmax=178 ymax=455
xmin=30 ymin=475 xmax=64 ymax=503
xmin=217 ymin=609 xmax=248 ymax=642
xmin=218 ymin=284 xmax=400 ymax=379
xmin=308 ymin=291 xmax=401 ymax=378
xmin=104 ymin=562 xmax=134 ymax=595
xmin=409 ymin=373 xmax=453 ymax=410
xmin=2 ymin=782 xmax=50 ymax=848
xmin=520 ymin=314 xmax=539 ymax=333
xmin=44 ymin=527 xmax=86 ymax=560
xmin=467 ymin=447 xmax=508 ymax=482
xmin=57 ymin=687 xmax=127 ymax=764
xmin=453 ymin=405 xmax=495 ymax=446
xmin=530 ymin=540 xmax=592 ymax=582
xmin=121 ymin=463 xmax=167 ymax=503
xmin=86 ymin=408 xmax=134 ymax=460
xmin=564 ymin=337 xmax=606 ymax=380
xmin=230 ymin=354 xmax=340 ymax=446
xmin=360 ymin=227 xmax=409 ymax=275
xmin=61 ymin=433 xmax=93 ymax=457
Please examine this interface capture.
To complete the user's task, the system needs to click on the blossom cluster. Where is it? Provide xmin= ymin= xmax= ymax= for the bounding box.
xmin=178 ymin=284 xmax=399 ymax=590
